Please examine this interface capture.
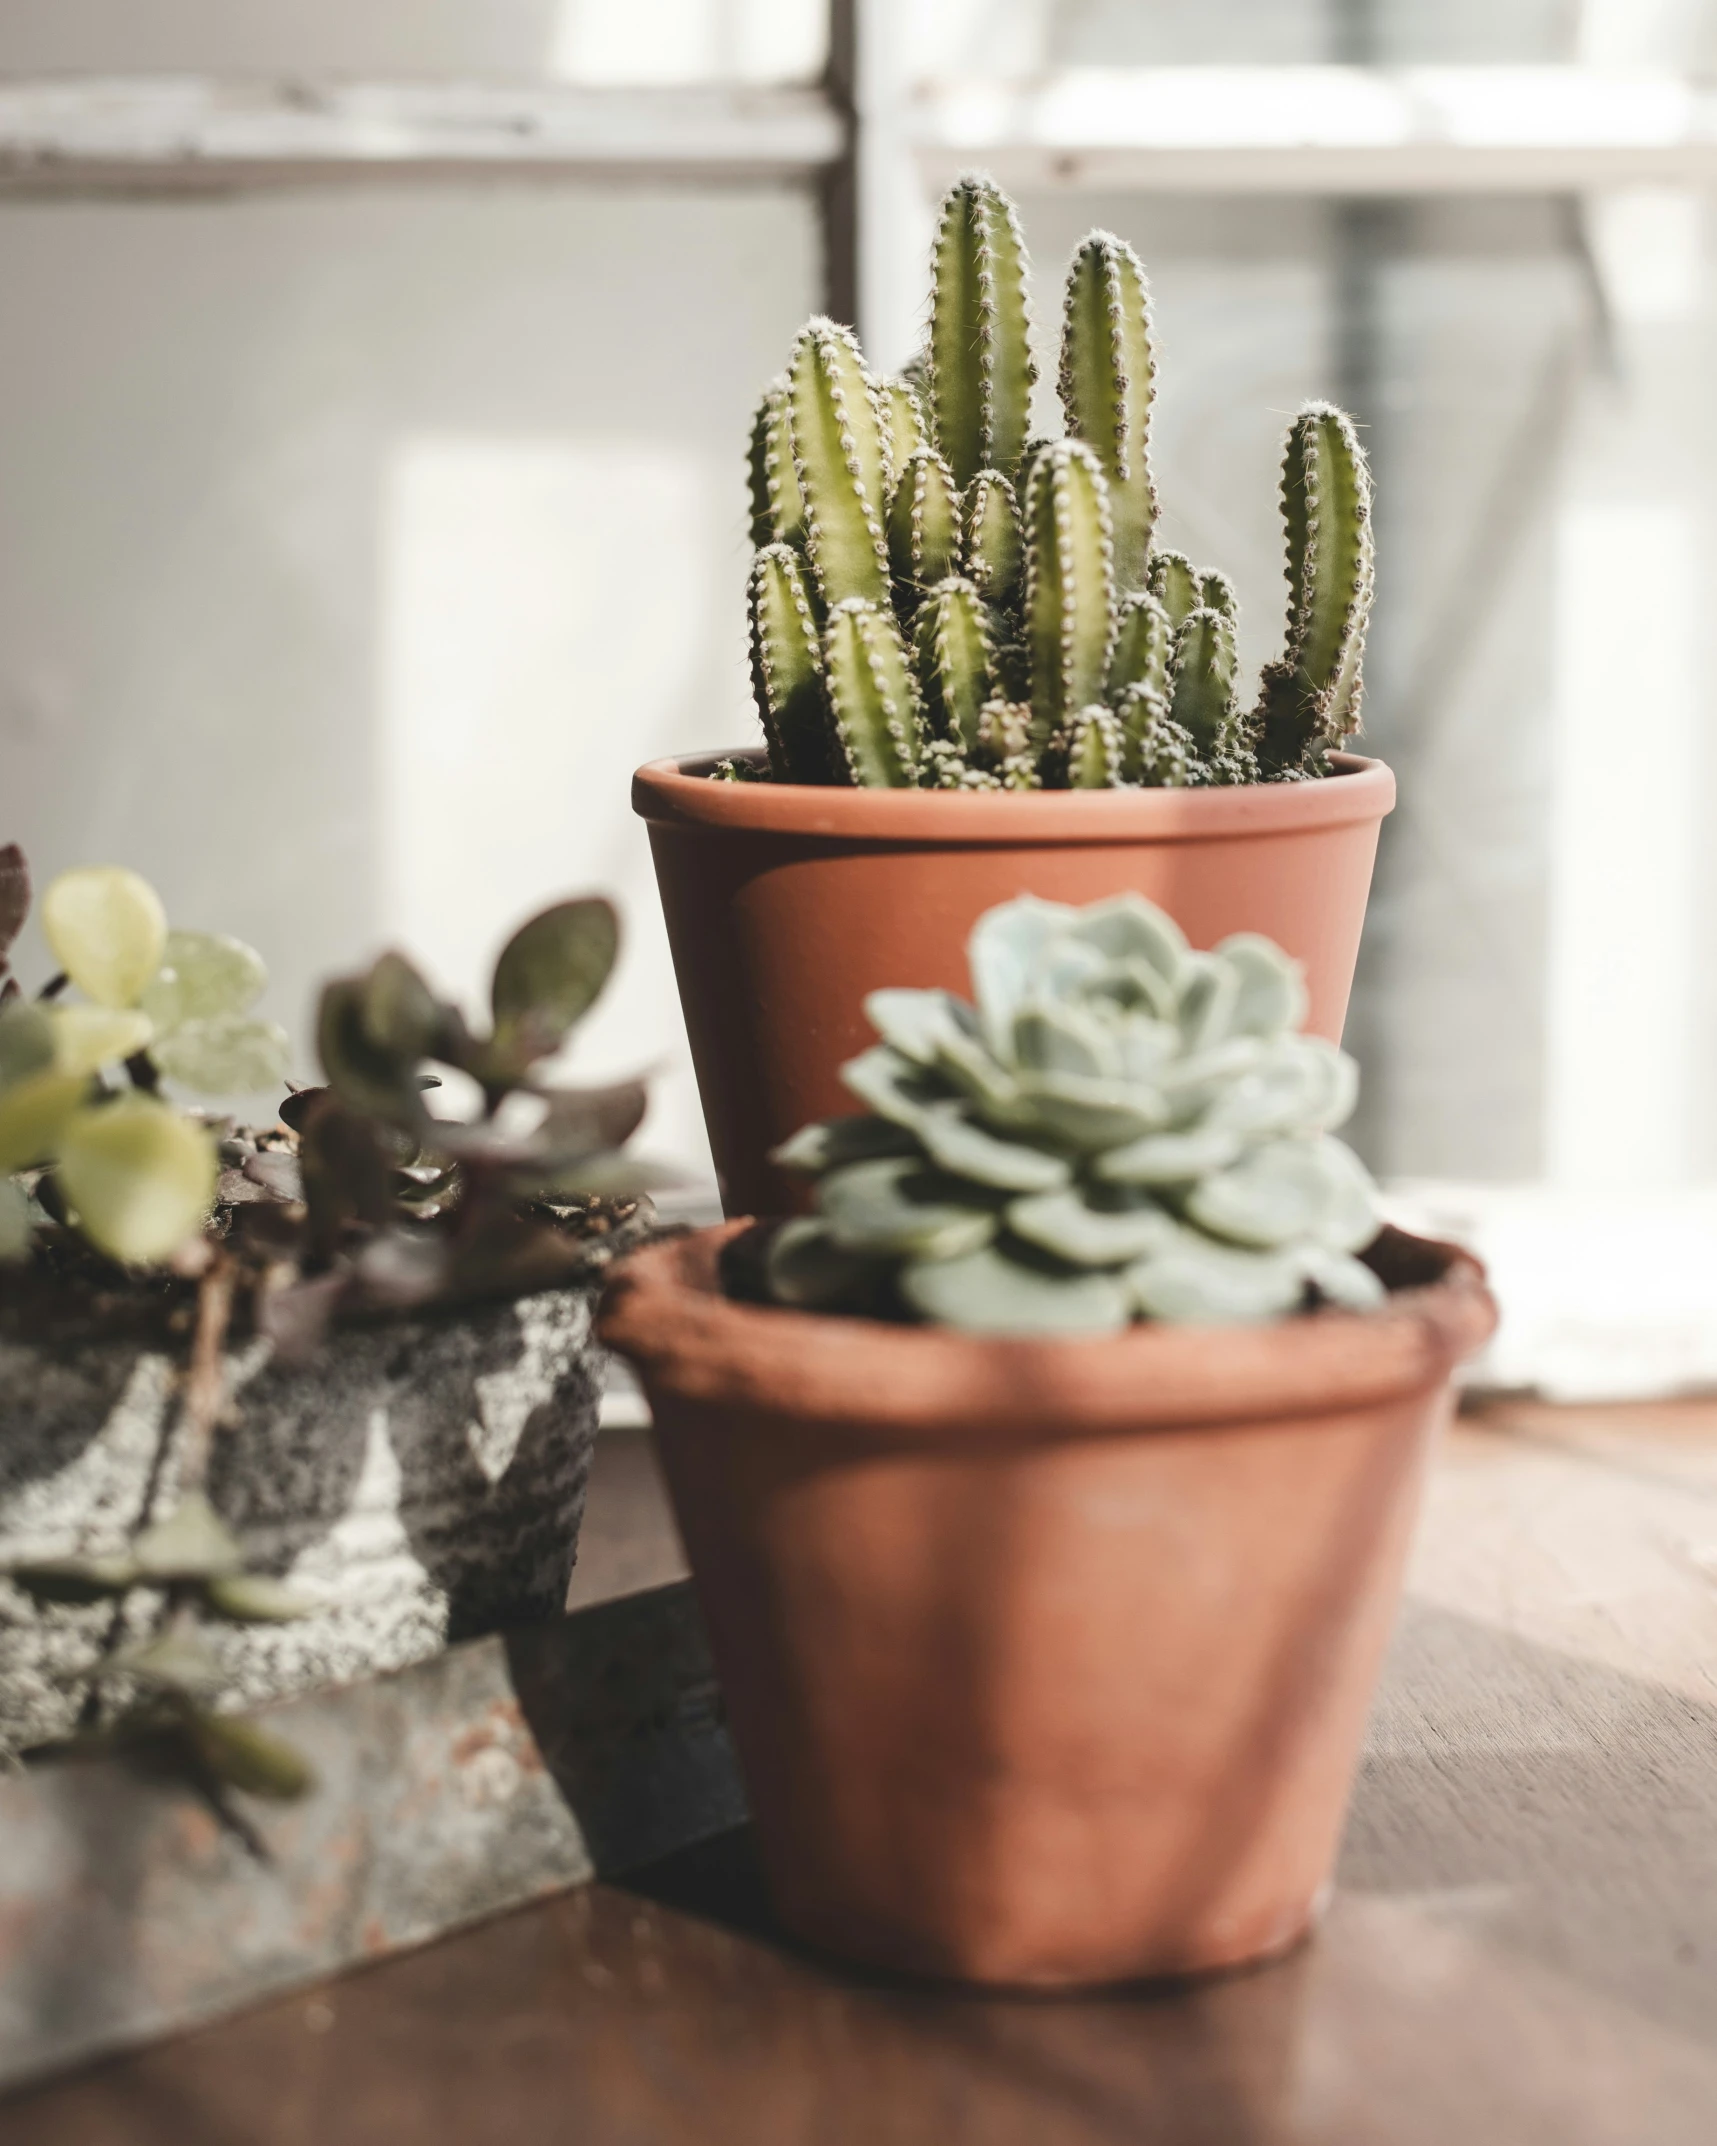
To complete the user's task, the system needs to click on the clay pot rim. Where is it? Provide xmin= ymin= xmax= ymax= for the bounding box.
xmin=632 ymin=750 xmax=1395 ymax=847
xmin=600 ymin=1222 xmax=1497 ymax=1446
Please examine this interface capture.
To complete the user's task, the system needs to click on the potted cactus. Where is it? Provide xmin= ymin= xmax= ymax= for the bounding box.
xmin=601 ymin=893 xmax=1494 ymax=1988
xmin=0 ymin=845 xmax=652 ymax=1781
xmin=634 ymin=175 xmax=1391 ymax=1215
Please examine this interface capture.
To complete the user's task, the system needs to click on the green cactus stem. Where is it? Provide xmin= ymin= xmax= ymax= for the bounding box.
xmin=748 ymin=544 xmax=832 ymax=783
xmin=1065 ymin=705 xmax=1125 ymax=789
xmin=928 ymin=177 xmax=1036 ymax=488
xmin=1024 ymin=440 xmax=1116 ymax=729
xmin=824 ymin=597 xmax=923 ymax=787
xmin=747 ymin=379 xmax=808 ymax=553
xmin=1165 ymin=605 xmax=1238 ymax=758
xmin=882 ymin=375 xmax=927 ymax=475
xmin=1253 ymin=401 xmax=1375 ymax=774
xmin=1058 ymin=232 xmax=1158 ymax=596
xmin=787 ymin=318 xmax=892 ymax=608
xmin=886 ymin=447 xmax=963 ymax=600
xmin=1106 ymin=589 xmax=1172 ymax=701
xmin=1201 ymin=566 xmax=1237 ymax=617
xmin=1115 ymin=685 xmax=1195 ymax=786
xmin=913 ymin=577 xmax=996 ymax=754
xmin=963 ymin=470 xmax=1024 ymax=607
xmin=1147 ymin=549 xmax=1200 ymax=628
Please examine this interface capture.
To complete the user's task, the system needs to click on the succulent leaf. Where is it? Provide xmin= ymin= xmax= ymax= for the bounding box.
xmin=0 ymin=1001 xmax=55 ymax=1087
xmin=900 ymin=1244 xmax=1132 ymax=1335
xmin=928 ymin=176 xmax=1036 ymax=487
xmin=140 ymin=930 xmax=267 ymax=1027
xmin=817 ymin=1155 xmax=999 ymax=1260
xmin=1007 ymin=1186 xmax=1183 ymax=1266
xmin=56 ymin=1096 xmax=217 ymax=1263
xmin=182 ymin=1709 xmax=316 ymax=1800
xmin=48 ymin=1005 xmax=153 ymax=1078
xmin=0 ymin=1177 xmax=29 ymax=1259
xmin=1059 ymin=231 xmax=1157 ymax=592
xmin=150 ymin=1014 xmax=291 ymax=1097
xmin=0 ymin=1070 xmax=87 ymax=1174
xmin=42 ymin=866 xmax=168 ymax=1010
xmin=765 ymin=1215 xmax=892 ymax=1310
xmin=491 ymin=897 xmax=618 ymax=1058
xmin=1128 ymin=1241 xmax=1306 ymax=1324
xmin=772 ymin=1114 xmax=919 ymax=1175
xmin=131 ymin=1491 xmax=245 ymax=1581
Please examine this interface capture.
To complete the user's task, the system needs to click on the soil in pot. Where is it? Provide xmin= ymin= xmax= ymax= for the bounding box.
xmin=600 ymin=1222 xmax=1496 ymax=1989
xmin=633 ymin=751 xmax=1394 ymax=1216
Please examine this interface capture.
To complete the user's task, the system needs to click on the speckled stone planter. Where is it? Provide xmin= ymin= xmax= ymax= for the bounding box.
xmin=0 ymin=1285 xmax=606 ymax=1756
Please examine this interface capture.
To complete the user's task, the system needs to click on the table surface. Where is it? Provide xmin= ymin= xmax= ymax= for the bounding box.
xmin=12 ymin=1399 xmax=1717 ymax=2145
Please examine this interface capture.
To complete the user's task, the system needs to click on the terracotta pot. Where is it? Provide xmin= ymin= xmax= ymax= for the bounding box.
xmin=633 ymin=750 xmax=1394 ymax=1216
xmin=600 ymin=1222 xmax=1496 ymax=1989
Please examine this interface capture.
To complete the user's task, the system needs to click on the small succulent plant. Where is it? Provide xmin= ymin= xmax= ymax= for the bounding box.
xmin=263 ymin=892 xmax=652 ymax=1346
xmin=762 ymin=892 xmax=1383 ymax=1334
xmin=0 ymin=848 xmax=288 ymax=1265
xmin=745 ymin=175 xmax=1372 ymax=793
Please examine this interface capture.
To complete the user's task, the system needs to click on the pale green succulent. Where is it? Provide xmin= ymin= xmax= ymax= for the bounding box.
xmin=0 ymin=856 xmax=288 ymax=1264
xmin=766 ymin=892 xmax=1383 ymax=1335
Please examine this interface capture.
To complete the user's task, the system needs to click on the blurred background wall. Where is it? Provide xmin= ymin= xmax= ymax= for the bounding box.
xmin=0 ymin=0 xmax=1711 ymax=1211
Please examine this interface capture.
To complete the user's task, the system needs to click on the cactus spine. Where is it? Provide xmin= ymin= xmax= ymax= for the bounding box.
xmin=787 ymin=319 xmax=891 ymax=608
xmin=1024 ymin=441 xmax=1115 ymax=729
xmin=824 ymin=598 xmax=923 ymax=788
xmin=928 ymin=177 xmax=1036 ymax=487
xmin=748 ymin=545 xmax=831 ymax=783
xmin=742 ymin=178 xmax=1374 ymax=791
xmin=1059 ymin=233 xmax=1157 ymax=595
xmin=1253 ymin=402 xmax=1375 ymax=774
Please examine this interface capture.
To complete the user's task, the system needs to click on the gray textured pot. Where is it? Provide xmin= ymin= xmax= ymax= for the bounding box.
xmin=0 ymin=1285 xmax=604 ymax=1756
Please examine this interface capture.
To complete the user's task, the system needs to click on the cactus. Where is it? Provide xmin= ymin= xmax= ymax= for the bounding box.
xmin=913 ymin=577 xmax=996 ymax=754
xmin=963 ymin=470 xmax=1023 ymax=607
xmin=741 ymin=179 xmax=1373 ymax=791
xmin=1024 ymin=441 xmax=1115 ymax=729
xmin=928 ymin=176 xmax=1036 ymax=488
xmin=1253 ymin=402 xmax=1375 ymax=775
xmin=886 ymin=446 xmax=963 ymax=599
xmin=786 ymin=319 xmax=891 ymax=608
xmin=1059 ymin=232 xmax=1157 ymax=594
xmin=748 ymin=545 xmax=832 ymax=783
xmin=762 ymin=892 xmax=1382 ymax=1334
xmin=824 ymin=598 xmax=923 ymax=787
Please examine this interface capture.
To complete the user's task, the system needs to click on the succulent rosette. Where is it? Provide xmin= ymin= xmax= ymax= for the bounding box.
xmin=768 ymin=892 xmax=1383 ymax=1334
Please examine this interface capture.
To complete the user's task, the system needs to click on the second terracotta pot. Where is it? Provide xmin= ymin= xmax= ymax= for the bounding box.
xmin=600 ymin=1224 xmax=1495 ymax=1989
xmin=634 ymin=751 xmax=1395 ymax=1216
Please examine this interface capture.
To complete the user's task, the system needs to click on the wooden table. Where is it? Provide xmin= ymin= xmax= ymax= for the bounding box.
xmin=10 ymin=1401 xmax=1717 ymax=2143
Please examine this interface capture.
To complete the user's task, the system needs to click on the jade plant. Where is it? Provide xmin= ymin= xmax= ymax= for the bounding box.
xmin=0 ymin=849 xmax=288 ymax=1265
xmin=3 ymin=847 xmax=651 ymax=1798
xmin=759 ymin=891 xmax=1382 ymax=1335
xmin=744 ymin=176 xmax=1372 ymax=792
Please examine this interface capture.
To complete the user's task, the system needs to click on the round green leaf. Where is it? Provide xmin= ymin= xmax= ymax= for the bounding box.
xmin=1093 ymin=1124 xmax=1245 ymax=1187
xmin=5 ymin=1551 xmax=141 ymax=1601
xmin=204 ymin=1572 xmax=319 ymax=1622
xmin=151 ymin=1015 xmax=291 ymax=1097
xmin=140 ymin=929 xmax=267 ymax=1026
xmin=765 ymin=1217 xmax=891 ymax=1310
xmin=41 ymin=866 xmax=167 ymax=1009
xmin=57 ymin=1096 xmax=217 ymax=1263
xmin=914 ymin=1103 xmax=1070 ymax=1192
xmin=900 ymin=1244 xmax=1132 ymax=1335
xmin=1006 ymin=1187 xmax=1182 ymax=1267
xmin=491 ymin=898 xmax=619 ymax=1055
xmin=1185 ymin=1135 xmax=1378 ymax=1253
xmin=770 ymin=1115 xmax=918 ymax=1175
xmin=0 ymin=1070 xmax=87 ymax=1173
xmin=51 ymin=1005 xmax=154 ymax=1078
xmin=131 ymin=1491 xmax=245 ymax=1580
